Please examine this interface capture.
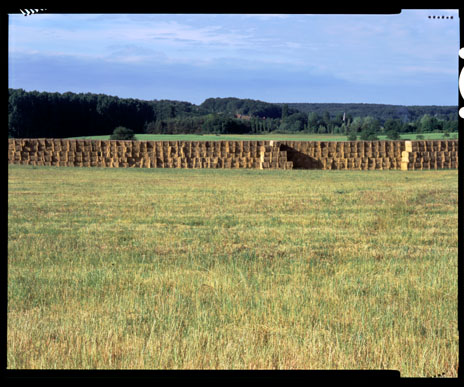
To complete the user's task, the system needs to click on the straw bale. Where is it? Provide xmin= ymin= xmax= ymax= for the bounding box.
xmin=422 ymin=160 xmax=432 ymax=170
xmin=400 ymin=161 xmax=410 ymax=171
xmin=424 ymin=141 xmax=434 ymax=152
xmin=337 ymin=158 xmax=346 ymax=169
xmin=145 ymin=141 xmax=155 ymax=152
xmin=413 ymin=161 xmax=422 ymax=170
xmin=401 ymin=151 xmax=413 ymax=162
xmin=332 ymin=159 xmax=341 ymax=170
xmin=44 ymin=139 xmax=53 ymax=149
xmin=68 ymin=141 xmax=77 ymax=152
xmin=404 ymin=141 xmax=413 ymax=153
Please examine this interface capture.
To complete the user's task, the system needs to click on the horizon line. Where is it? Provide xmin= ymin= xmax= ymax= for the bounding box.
xmin=8 ymin=87 xmax=459 ymax=108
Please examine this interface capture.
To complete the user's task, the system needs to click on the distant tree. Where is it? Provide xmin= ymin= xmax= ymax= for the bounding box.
xmin=418 ymin=114 xmax=436 ymax=133
xmin=386 ymin=129 xmax=400 ymax=140
xmin=345 ymin=113 xmax=353 ymax=126
xmin=201 ymin=114 xmax=249 ymax=134
xmin=307 ymin=112 xmax=320 ymax=132
xmin=317 ymin=124 xmax=327 ymax=134
xmin=347 ymin=130 xmax=357 ymax=141
xmin=340 ymin=123 xmax=348 ymax=134
xmin=384 ymin=119 xmax=402 ymax=140
xmin=110 ymin=126 xmax=136 ymax=140
xmin=443 ymin=120 xmax=458 ymax=133
xmin=285 ymin=112 xmax=306 ymax=131
xmin=384 ymin=118 xmax=399 ymax=131
xmin=350 ymin=117 xmax=363 ymax=133
xmin=360 ymin=130 xmax=379 ymax=141
xmin=281 ymin=104 xmax=289 ymax=121
xmin=362 ymin=116 xmax=380 ymax=131
xmin=360 ymin=116 xmax=380 ymax=140
xmin=322 ymin=111 xmax=331 ymax=128
xmin=403 ymin=122 xmax=417 ymax=133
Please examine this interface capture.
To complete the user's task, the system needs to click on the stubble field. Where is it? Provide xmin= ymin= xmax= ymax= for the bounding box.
xmin=7 ymin=164 xmax=458 ymax=376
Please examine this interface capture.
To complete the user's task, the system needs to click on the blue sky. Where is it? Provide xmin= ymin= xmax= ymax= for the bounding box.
xmin=8 ymin=10 xmax=460 ymax=106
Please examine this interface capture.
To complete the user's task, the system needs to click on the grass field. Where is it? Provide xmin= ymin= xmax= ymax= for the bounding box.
xmin=7 ymin=165 xmax=458 ymax=375
xmin=69 ymin=132 xmax=458 ymax=142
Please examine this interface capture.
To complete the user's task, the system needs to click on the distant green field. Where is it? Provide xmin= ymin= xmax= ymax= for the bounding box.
xmin=69 ymin=132 xmax=458 ymax=142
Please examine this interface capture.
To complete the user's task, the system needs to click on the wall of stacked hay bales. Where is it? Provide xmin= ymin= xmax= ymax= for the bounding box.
xmin=7 ymin=139 xmax=293 ymax=170
xmin=400 ymin=140 xmax=459 ymax=170
xmin=277 ymin=140 xmax=458 ymax=170
xmin=8 ymin=138 xmax=458 ymax=171
xmin=278 ymin=140 xmax=405 ymax=170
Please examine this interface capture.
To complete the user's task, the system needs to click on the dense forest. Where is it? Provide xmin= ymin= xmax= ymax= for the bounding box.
xmin=8 ymin=88 xmax=458 ymax=139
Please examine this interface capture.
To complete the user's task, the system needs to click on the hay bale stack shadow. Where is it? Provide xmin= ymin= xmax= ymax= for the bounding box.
xmin=280 ymin=144 xmax=322 ymax=169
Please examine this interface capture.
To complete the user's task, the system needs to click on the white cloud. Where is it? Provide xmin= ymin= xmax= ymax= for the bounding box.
xmin=8 ymin=12 xmax=459 ymax=105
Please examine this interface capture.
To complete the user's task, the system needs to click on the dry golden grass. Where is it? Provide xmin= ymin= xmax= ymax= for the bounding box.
xmin=7 ymin=165 xmax=458 ymax=375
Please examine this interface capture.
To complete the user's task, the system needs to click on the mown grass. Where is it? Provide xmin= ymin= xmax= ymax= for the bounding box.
xmin=69 ymin=132 xmax=458 ymax=142
xmin=7 ymin=165 xmax=458 ymax=375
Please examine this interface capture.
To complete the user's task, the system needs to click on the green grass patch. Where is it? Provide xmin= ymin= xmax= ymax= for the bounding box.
xmin=68 ymin=132 xmax=458 ymax=142
xmin=8 ymin=165 xmax=458 ymax=374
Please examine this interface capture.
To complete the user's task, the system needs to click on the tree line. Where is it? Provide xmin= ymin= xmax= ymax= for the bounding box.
xmin=8 ymin=89 xmax=458 ymax=139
